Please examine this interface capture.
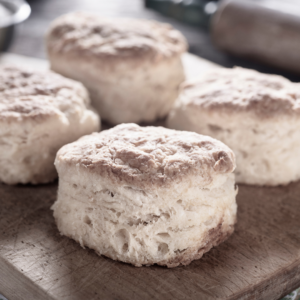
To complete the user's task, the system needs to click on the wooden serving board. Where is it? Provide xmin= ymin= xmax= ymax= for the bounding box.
xmin=0 ymin=53 xmax=300 ymax=300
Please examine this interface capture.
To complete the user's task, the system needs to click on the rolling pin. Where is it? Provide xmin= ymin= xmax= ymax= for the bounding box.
xmin=212 ymin=0 xmax=300 ymax=73
xmin=145 ymin=0 xmax=300 ymax=73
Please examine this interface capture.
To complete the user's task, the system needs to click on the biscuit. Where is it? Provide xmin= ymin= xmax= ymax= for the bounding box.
xmin=0 ymin=66 xmax=100 ymax=184
xmin=47 ymin=12 xmax=187 ymax=124
xmin=52 ymin=123 xmax=237 ymax=267
xmin=167 ymin=67 xmax=300 ymax=186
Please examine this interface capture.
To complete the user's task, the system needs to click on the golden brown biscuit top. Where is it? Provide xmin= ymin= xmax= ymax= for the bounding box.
xmin=180 ymin=67 xmax=300 ymax=118
xmin=56 ymin=123 xmax=235 ymax=189
xmin=47 ymin=12 xmax=187 ymax=63
xmin=0 ymin=66 xmax=89 ymax=121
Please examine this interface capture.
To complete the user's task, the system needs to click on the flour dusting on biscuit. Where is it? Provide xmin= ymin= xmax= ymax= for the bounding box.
xmin=52 ymin=124 xmax=237 ymax=267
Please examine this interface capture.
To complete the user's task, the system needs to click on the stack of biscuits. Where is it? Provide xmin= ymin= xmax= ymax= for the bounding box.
xmin=1 ymin=11 xmax=299 ymax=268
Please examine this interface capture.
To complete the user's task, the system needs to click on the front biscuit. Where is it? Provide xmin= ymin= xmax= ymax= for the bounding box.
xmin=52 ymin=123 xmax=237 ymax=267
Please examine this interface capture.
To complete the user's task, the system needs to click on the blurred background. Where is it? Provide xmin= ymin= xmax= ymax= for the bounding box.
xmin=1 ymin=0 xmax=300 ymax=82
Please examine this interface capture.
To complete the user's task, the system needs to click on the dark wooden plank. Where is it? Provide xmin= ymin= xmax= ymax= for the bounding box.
xmin=1 ymin=180 xmax=300 ymax=300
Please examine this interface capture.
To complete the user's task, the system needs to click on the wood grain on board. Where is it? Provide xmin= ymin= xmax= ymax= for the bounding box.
xmin=0 ymin=54 xmax=300 ymax=300
xmin=1 ymin=182 xmax=300 ymax=300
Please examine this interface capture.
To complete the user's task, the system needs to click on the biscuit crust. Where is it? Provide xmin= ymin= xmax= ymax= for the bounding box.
xmin=53 ymin=124 xmax=237 ymax=267
xmin=178 ymin=67 xmax=300 ymax=119
xmin=0 ymin=66 xmax=90 ymax=120
xmin=47 ymin=13 xmax=187 ymax=124
xmin=0 ymin=66 xmax=100 ymax=185
xmin=167 ymin=67 xmax=300 ymax=185
xmin=56 ymin=123 xmax=235 ymax=189
xmin=47 ymin=12 xmax=187 ymax=64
